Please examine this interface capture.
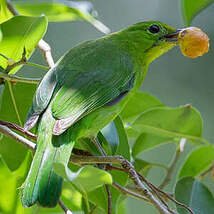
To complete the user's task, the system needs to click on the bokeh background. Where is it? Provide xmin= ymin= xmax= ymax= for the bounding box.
xmin=17 ymin=0 xmax=214 ymax=213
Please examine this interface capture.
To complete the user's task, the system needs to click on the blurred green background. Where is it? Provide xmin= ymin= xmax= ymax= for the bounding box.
xmin=16 ymin=0 xmax=214 ymax=213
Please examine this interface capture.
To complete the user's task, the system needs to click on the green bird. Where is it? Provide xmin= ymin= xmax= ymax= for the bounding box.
xmin=21 ymin=21 xmax=181 ymax=207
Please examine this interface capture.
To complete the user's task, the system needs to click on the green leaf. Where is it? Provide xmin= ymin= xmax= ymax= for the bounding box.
xmin=0 ymin=156 xmax=17 ymax=213
xmin=120 ymin=91 xmax=164 ymax=124
xmin=54 ymin=163 xmax=112 ymax=192
xmin=0 ymin=0 xmax=13 ymax=24
xmin=132 ymin=132 xmax=171 ymax=157
xmin=0 ymin=153 xmax=34 ymax=214
xmin=14 ymin=1 xmax=110 ymax=34
xmin=133 ymin=158 xmax=166 ymax=177
xmin=0 ymin=83 xmax=4 ymax=109
xmin=181 ymin=0 xmax=214 ymax=26
xmin=62 ymin=182 xmax=83 ymax=211
xmin=131 ymin=105 xmax=207 ymax=157
xmin=0 ymin=82 xmax=36 ymax=170
xmin=88 ymin=187 xmax=108 ymax=213
xmin=101 ymin=122 xmax=119 ymax=155
xmin=100 ymin=116 xmax=130 ymax=159
xmin=175 ymin=177 xmax=214 ymax=214
xmin=178 ymin=145 xmax=214 ymax=179
xmin=0 ymin=15 xmax=48 ymax=74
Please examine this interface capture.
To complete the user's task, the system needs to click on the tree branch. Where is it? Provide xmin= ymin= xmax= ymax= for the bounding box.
xmin=0 ymin=125 xmax=36 ymax=150
xmin=0 ymin=121 xmax=192 ymax=214
xmin=0 ymin=120 xmax=37 ymax=140
xmin=112 ymin=181 xmax=149 ymax=202
xmin=59 ymin=200 xmax=73 ymax=214
xmin=105 ymin=184 xmax=112 ymax=214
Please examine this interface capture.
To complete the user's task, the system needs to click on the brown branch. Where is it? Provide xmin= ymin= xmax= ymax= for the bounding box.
xmin=0 ymin=125 xmax=36 ymax=150
xmin=0 ymin=121 xmax=192 ymax=214
xmin=58 ymin=200 xmax=73 ymax=214
xmin=105 ymin=184 xmax=112 ymax=214
xmin=107 ymin=164 xmax=193 ymax=214
xmin=112 ymin=181 xmax=149 ymax=203
xmin=0 ymin=120 xmax=36 ymax=140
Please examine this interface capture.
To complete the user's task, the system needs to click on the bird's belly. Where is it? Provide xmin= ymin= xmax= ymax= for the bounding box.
xmin=70 ymin=89 xmax=135 ymax=139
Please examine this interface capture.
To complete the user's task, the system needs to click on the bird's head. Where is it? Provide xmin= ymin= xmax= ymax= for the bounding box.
xmin=119 ymin=21 xmax=181 ymax=64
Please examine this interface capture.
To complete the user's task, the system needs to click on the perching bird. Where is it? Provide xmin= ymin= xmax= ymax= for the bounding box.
xmin=22 ymin=21 xmax=181 ymax=207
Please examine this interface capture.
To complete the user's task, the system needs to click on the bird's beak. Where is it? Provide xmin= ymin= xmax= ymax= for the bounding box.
xmin=164 ymin=29 xmax=182 ymax=42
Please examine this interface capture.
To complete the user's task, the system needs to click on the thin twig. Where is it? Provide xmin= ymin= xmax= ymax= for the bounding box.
xmin=0 ymin=72 xmax=40 ymax=84
xmin=159 ymin=138 xmax=186 ymax=190
xmin=199 ymin=163 xmax=214 ymax=179
xmin=59 ymin=200 xmax=73 ymax=214
xmin=6 ymin=0 xmax=19 ymax=15
xmin=112 ymin=182 xmax=149 ymax=203
xmin=107 ymin=165 xmax=172 ymax=213
xmin=0 ymin=120 xmax=37 ymax=140
xmin=0 ymin=125 xmax=36 ymax=150
xmin=105 ymin=184 xmax=112 ymax=214
xmin=107 ymin=163 xmax=191 ymax=214
xmin=91 ymin=137 xmax=107 ymax=156
xmin=152 ymin=187 xmax=194 ymax=214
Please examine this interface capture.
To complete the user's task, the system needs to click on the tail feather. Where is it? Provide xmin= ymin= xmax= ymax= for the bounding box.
xmin=22 ymin=108 xmax=74 ymax=207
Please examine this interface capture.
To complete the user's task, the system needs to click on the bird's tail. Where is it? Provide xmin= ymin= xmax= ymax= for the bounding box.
xmin=21 ymin=108 xmax=74 ymax=207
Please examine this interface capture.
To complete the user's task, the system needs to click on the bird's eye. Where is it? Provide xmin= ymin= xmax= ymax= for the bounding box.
xmin=149 ymin=25 xmax=160 ymax=34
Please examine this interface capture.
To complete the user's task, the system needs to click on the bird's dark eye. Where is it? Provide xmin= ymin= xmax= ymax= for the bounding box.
xmin=149 ymin=25 xmax=160 ymax=34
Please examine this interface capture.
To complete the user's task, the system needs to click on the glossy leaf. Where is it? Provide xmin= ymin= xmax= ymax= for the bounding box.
xmin=101 ymin=122 xmax=119 ymax=154
xmin=0 ymin=15 xmax=48 ymax=74
xmin=120 ymin=91 xmax=164 ymax=124
xmin=0 ymin=83 xmax=4 ymax=109
xmin=114 ymin=116 xmax=130 ymax=161
xmin=131 ymin=105 xmax=206 ymax=157
xmin=132 ymin=132 xmax=171 ymax=157
xmin=0 ymin=156 xmax=16 ymax=213
xmin=0 ymin=0 xmax=13 ymax=24
xmin=175 ymin=177 xmax=214 ymax=213
xmin=0 ymin=82 xmax=36 ymax=170
xmin=133 ymin=158 xmax=166 ymax=177
xmin=181 ymin=0 xmax=214 ymax=26
xmin=178 ymin=145 xmax=214 ymax=179
xmin=54 ymin=163 xmax=112 ymax=192
xmin=14 ymin=1 xmax=110 ymax=34
xmin=0 ymin=153 xmax=33 ymax=214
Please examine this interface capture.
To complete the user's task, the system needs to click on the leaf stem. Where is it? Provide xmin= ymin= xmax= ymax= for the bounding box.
xmin=0 ymin=53 xmax=8 ymax=60
xmin=159 ymin=138 xmax=186 ymax=190
xmin=25 ymin=62 xmax=49 ymax=70
xmin=8 ymin=81 xmax=22 ymax=126
xmin=0 ymin=72 xmax=40 ymax=84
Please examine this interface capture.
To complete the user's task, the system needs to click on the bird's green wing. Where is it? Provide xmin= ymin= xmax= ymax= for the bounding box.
xmin=51 ymin=39 xmax=135 ymax=135
xmin=24 ymin=67 xmax=57 ymax=130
